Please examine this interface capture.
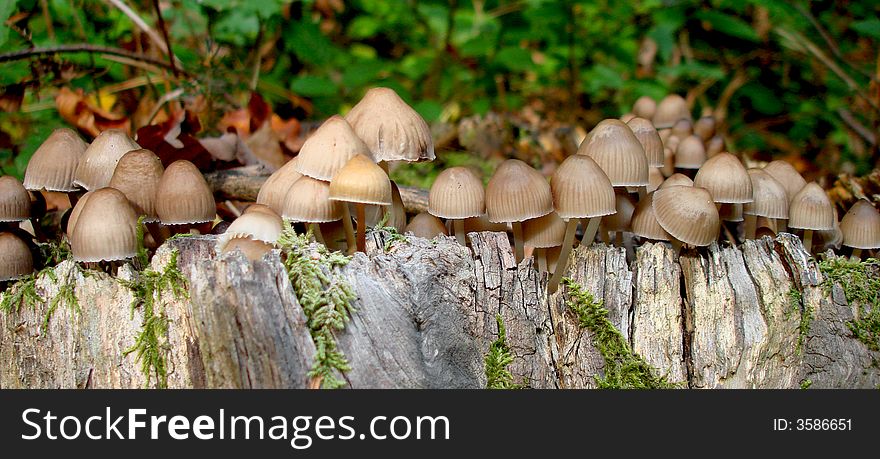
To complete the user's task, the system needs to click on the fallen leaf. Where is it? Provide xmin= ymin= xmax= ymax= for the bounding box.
xmin=244 ymin=121 xmax=286 ymax=171
xmin=55 ymin=87 xmax=129 ymax=137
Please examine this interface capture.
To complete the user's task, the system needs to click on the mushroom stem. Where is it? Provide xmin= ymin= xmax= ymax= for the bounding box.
xmin=453 ymin=219 xmax=466 ymax=246
xmin=67 ymin=190 xmax=84 ymax=209
xmin=638 ymin=185 xmax=647 ymax=201
xmin=512 ymin=221 xmax=525 ymax=262
xmin=548 ymin=219 xmax=579 ymax=293
xmin=744 ymin=214 xmax=757 ymax=239
xmin=310 ymin=223 xmax=325 ymax=245
xmin=722 ymin=223 xmax=737 ymax=246
xmin=670 ymin=238 xmax=683 ymax=256
xmin=614 ymin=231 xmax=623 ymax=247
xmin=803 ymin=229 xmax=814 ymax=254
xmin=778 ymin=219 xmax=788 ymax=233
xmin=536 ymin=248 xmax=547 ymax=273
xmin=851 ymin=248 xmax=862 ymax=261
xmin=580 ymin=217 xmax=601 ymax=247
xmin=769 ymin=218 xmax=778 ymax=234
xmin=341 ymin=205 xmax=357 ymax=254
xmin=355 ymin=203 xmax=367 ymax=253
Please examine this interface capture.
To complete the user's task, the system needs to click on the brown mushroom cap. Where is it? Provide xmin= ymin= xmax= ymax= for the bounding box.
xmin=600 ymin=192 xmax=636 ymax=232
xmin=788 ymin=182 xmax=834 ymax=231
xmin=70 ymin=187 xmax=139 ymax=262
xmin=631 ymin=192 xmax=670 ymax=241
xmin=523 ymin=212 xmax=566 ymax=248
xmin=485 ymin=159 xmax=553 ymax=223
xmin=660 ymin=173 xmax=694 ymax=189
xmin=222 ymin=236 xmax=273 ymax=261
xmin=693 ymin=152 xmax=753 ymax=204
xmin=155 ymin=160 xmax=217 ymax=225
xmin=295 ymin=115 xmax=372 ymax=181
xmin=671 ymin=119 xmax=694 ymax=140
xmin=839 ymin=200 xmax=880 ymax=250
xmin=647 ymin=167 xmax=665 ymax=192
xmin=627 ymin=117 xmax=664 ymax=167
xmin=66 ymin=190 xmax=95 ymax=235
xmin=762 ymin=160 xmax=807 ymax=202
xmin=578 ymin=119 xmax=649 ymax=187
xmin=551 ymin=155 xmax=616 ymax=220
xmin=461 ymin=214 xmax=508 ymax=234
xmin=0 ymin=176 xmax=31 ymax=222
xmin=329 ymin=154 xmax=392 ymax=205
xmin=282 ymin=176 xmax=343 ymax=223
xmin=694 ymin=116 xmax=716 ymax=141
xmin=706 ymin=135 xmax=725 ymax=158
xmin=632 ymin=96 xmax=657 ymax=120
xmin=674 ymin=135 xmax=707 ymax=169
xmin=257 ymin=157 xmax=303 ymax=214
xmin=344 ymin=87 xmax=434 ymax=162
xmin=428 ymin=166 xmax=485 ymax=219
xmin=24 ymin=128 xmax=88 ymax=192
xmin=73 ymin=129 xmax=140 ymax=190
xmin=244 ymin=203 xmax=275 ymax=215
xmin=653 ymin=185 xmax=720 ymax=246
xmin=743 ymin=169 xmax=788 ymax=219
xmin=0 ymin=232 xmax=34 ymax=281
xmin=652 ymin=94 xmax=691 ymax=129
xmin=108 ymin=149 xmax=164 ymax=222
xmin=405 ymin=212 xmax=448 ymax=239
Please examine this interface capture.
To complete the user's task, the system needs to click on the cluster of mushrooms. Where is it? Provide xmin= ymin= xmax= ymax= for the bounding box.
xmin=2 ymin=89 xmax=879 ymax=295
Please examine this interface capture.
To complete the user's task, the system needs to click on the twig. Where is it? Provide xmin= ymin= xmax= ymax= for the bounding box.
xmin=151 ymin=0 xmax=178 ymax=78
xmin=837 ymin=108 xmax=877 ymax=146
xmin=40 ymin=0 xmax=55 ymax=41
xmin=144 ymin=88 xmax=184 ymax=126
xmin=104 ymin=0 xmax=183 ymax=71
xmin=714 ymin=68 xmax=748 ymax=124
xmin=0 ymin=44 xmax=189 ymax=76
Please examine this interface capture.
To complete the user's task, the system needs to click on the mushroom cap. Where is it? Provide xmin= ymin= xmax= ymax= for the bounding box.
xmin=693 ymin=152 xmax=753 ymax=204
xmin=632 ymin=96 xmax=657 ymax=120
xmin=743 ymin=169 xmax=788 ymax=219
xmin=461 ymin=214 xmax=509 ymax=234
xmin=762 ymin=160 xmax=806 ymax=202
xmin=428 ymin=166 xmax=485 ymax=219
xmin=66 ymin=190 xmax=95 ymax=235
xmin=719 ymin=203 xmax=744 ymax=222
xmin=294 ymin=115 xmax=373 ymax=181
xmin=282 ymin=176 xmax=343 ymax=223
xmin=839 ymin=200 xmax=880 ymax=250
xmin=706 ymin=135 xmax=725 ymax=158
xmin=670 ymin=119 xmax=693 ymax=139
xmin=219 ymin=208 xmax=282 ymax=252
xmin=155 ymin=160 xmax=216 ymax=225
xmin=24 ymin=128 xmax=88 ymax=192
xmin=652 ymin=94 xmax=691 ymax=129
xmin=0 ymin=176 xmax=31 ymax=222
xmin=0 ymin=232 xmax=34 ymax=281
xmin=653 ymin=185 xmax=720 ymax=246
xmin=70 ymin=187 xmax=139 ymax=262
xmin=600 ymin=192 xmax=636 ymax=232
xmin=619 ymin=113 xmax=636 ymax=123
xmin=694 ymin=116 xmax=716 ymax=141
xmin=660 ymin=173 xmax=694 ymax=189
xmin=405 ymin=212 xmax=448 ymax=239
xmin=329 ymin=154 xmax=392 ymax=205
xmin=523 ymin=212 xmax=566 ymax=248
xmin=73 ymin=129 xmax=140 ymax=191
xmin=631 ymin=192 xmax=670 ymax=241
xmin=257 ymin=157 xmax=303 ymax=214
xmin=647 ymin=167 xmax=665 ymax=192
xmin=788 ymin=182 xmax=834 ymax=231
xmin=627 ymin=117 xmax=664 ymax=167
xmin=550 ymin=154 xmax=616 ymax=219
xmin=485 ymin=159 xmax=553 ymax=223
xmin=222 ymin=236 xmax=273 ymax=261
xmin=344 ymin=87 xmax=434 ymax=162
xmin=108 ymin=149 xmax=164 ymax=222
xmin=244 ymin=203 xmax=276 ymax=215
xmin=578 ymin=119 xmax=649 ymax=187
xmin=674 ymin=135 xmax=707 ymax=169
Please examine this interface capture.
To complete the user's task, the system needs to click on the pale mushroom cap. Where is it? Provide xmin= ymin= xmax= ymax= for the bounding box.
xmin=108 ymin=149 xmax=164 ymax=222
xmin=523 ymin=212 xmax=566 ymax=248
xmin=627 ymin=117 xmax=664 ymax=167
xmin=670 ymin=119 xmax=693 ymax=139
xmin=155 ymin=160 xmax=217 ymax=225
xmin=693 ymin=152 xmax=753 ymax=203
xmin=405 ymin=212 xmax=448 ymax=239
xmin=24 ymin=128 xmax=88 ymax=192
xmin=660 ymin=173 xmax=694 ymax=189
xmin=66 ymin=190 xmax=95 ymax=235
xmin=694 ymin=116 xmax=716 ymax=141
xmin=619 ymin=113 xmax=636 ymax=123
xmin=294 ymin=115 xmax=372 ymax=181
xmin=219 ymin=209 xmax=282 ymax=252
xmin=282 ymin=176 xmax=343 ymax=223
xmin=653 ymin=185 xmax=720 ymax=246
xmin=788 ymin=182 xmax=834 ymax=231
xmin=578 ymin=119 xmax=649 ymax=187
xmin=647 ymin=167 xmax=665 ymax=192
xmin=244 ymin=203 xmax=276 ymax=215
xmin=485 ymin=159 xmax=553 ymax=223
xmin=674 ymin=135 xmax=707 ymax=169
xmin=70 ymin=187 xmax=138 ymax=262
xmin=462 ymin=214 xmax=508 ymax=234
xmin=632 ymin=96 xmax=657 ymax=120
xmin=344 ymin=87 xmax=435 ymax=162
xmin=631 ymin=192 xmax=670 ymax=241
xmin=719 ymin=203 xmax=744 ymax=222
xmin=428 ymin=167 xmax=485 ymax=219
xmin=743 ymin=169 xmax=788 ymax=219
xmin=257 ymin=157 xmax=303 ymax=214
xmin=763 ymin=160 xmax=807 ymax=202
xmin=652 ymin=94 xmax=691 ymax=129
xmin=328 ymin=154 xmax=392 ymax=205
xmin=222 ymin=236 xmax=273 ymax=262
xmin=600 ymin=192 xmax=636 ymax=232
xmin=839 ymin=200 xmax=880 ymax=250
xmin=73 ymin=129 xmax=140 ymax=190
xmin=706 ymin=135 xmax=725 ymax=158
xmin=550 ymin=154 xmax=616 ymax=219
xmin=0 ymin=232 xmax=34 ymax=281
xmin=0 ymin=176 xmax=31 ymax=222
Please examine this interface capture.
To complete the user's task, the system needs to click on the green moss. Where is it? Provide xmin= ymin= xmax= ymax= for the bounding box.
xmin=2 ymin=260 xmax=81 ymax=332
xmin=800 ymin=379 xmax=813 ymax=389
xmin=120 ymin=249 xmax=189 ymax=389
xmin=369 ymin=214 xmax=408 ymax=252
xmin=562 ymin=278 xmax=676 ymax=389
xmin=135 ymin=216 xmax=149 ymax=269
xmin=278 ymin=221 xmax=357 ymax=389
xmin=485 ymin=314 xmax=521 ymax=389
xmin=818 ymin=257 xmax=880 ymax=351
xmin=1 ymin=273 xmax=41 ymax=314
xmin=41 ymin=267 xmax=80 ymax=332
xmin=786 ymin=286 xmax=811 ymax=353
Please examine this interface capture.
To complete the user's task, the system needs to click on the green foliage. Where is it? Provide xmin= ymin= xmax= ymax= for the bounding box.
xmin=562 ymin=278 xmax=675 ymax=389
xmin=485 ymin=314 xmax=521 ymax=389
xmin=278 ymin=221 xmax=357 ymax=389
xmin=786 ymin=286 xmax=812 ymax=353
xmin=818 ymin=257 xmax=880 ymax=351
xmin=1 ymin=273 xmax=41 ymax=314
xmin=1 ymin=263 xmax=81 ymax=332
xmin=800 ymin=379 xmax=813 ymax=389
xmin=369 ymin=212 xmax=407 ymax=252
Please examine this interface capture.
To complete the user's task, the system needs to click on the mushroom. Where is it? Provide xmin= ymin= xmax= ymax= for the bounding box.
xmin=108 ymin=149 xmax=164 ymax=222
xmin=647 ymin=167 xmax=665 ymax=192
xmin=69 ymin=187 xmax=139 ymax=263
xmin=762 ymin=160 xmax=807 ymax=202
xmin=674 ymin=135 xmax=707 ymax=173
xmin=0 ymin=231 xmax=34 ymax=282
xmin=295 ymin=115 xmax=372 ymax=181
xmin=627 ymin=117 xmax=664 ymax=168
xmin=788 ymin=182 xmax=834 ymax=254
xmin=345 ymin=87 xmax=434 ymax=162
xmin=405 ymin=213 xmax=449 ymax=240
xmin=23 ymin=128 xmax=88 ymax=207
xmin=219 ymin=206 xmax=282 ymax=261
xmin=742 ymin=169 xmax=788 ymax=239
xmin=652 ymin=94 xmax=691 ymax=129
xmin=428 ymin=167 xmax=485 ymax=246
xmin=485 ymin=159 xmax=553 ymax=263
xmin=73 ymin=129 xmax=140 ymax=191
xmin=155 ymin=160 xmax=217 ymax=234
xmin=671 ymin=119 xmax=694 ymax=140
xmin=0 ymin=176 xmax=32 ymax=226
xmin=839 ymin=199 xmax=880 ymax=259
xmin=600 ymin=192 xmax=636 ymax=246
xmin=632 ymin=96 xmax=657 ymax=120
xmin=578 ymin=119 xmax=649 ymax=199
xmin=694 ymin=116 xmax=716 ymax=141
xmin=706 ymin=135 xmax=725 ymax=158
xmin=523 ymin=212 xmax=566 ymax=274
xmin=223 ymin=238 xmax=275 ymax=262
xmin=281 ymin=176 xmax=343 ymax=245
xmin=329 ymin=154 xmax=391 ymax=253
xmin=660 ymin=172 xmax=694 ymax=189
xmin=257 ymin=157 xmax=303 ymax=214
xmin=652 ymin=185 xmax=720 ymax=253
xmin=694 ymin=152 xmax=752 ymax=205
xmin=631 ymin=192 xmax=671 ymax=242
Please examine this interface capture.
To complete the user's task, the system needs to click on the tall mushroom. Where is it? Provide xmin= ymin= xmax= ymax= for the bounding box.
xmin=428 ymin=167 xmax=485 ymax=246
xmin=486 ymin=159 xmax=553 ymax=263
xmin=0 ymin=232 xmax=34 ymax=282
xmin=839 ymin=200 xmax=880 ymax=259
xmin=742 ymin=169 xmax=788 ymax=239
xmin=579 ymin=118 xmax=649 ymax=203
xmin=108 ymin=149 xmax=164 ymax=222
xmin=73 ymin=129 xmax=140 ymax=191
xmin=281 ymin=176 xmax=343 ymax=245
xmin=69 ymin=187 xmax=139 ymax=263
xmin=523 ymin=212 xmax=566 ymax=274
xmin=155 ymin=160 xmax=217 ymax=234
xmin=0 ymin=176 xmax=32 ymax=227
xmin=23 ymin=128 xmax=88 ymax=207
xmin=653 ymin=185 xmax=720 ymax=253
xmin=329 ymin=154 xmax=391 ymax=253
xmin=788 ymin=182 xmax=834 ymax=254
xmin=345 ymin=87 xmax=435 ymax=162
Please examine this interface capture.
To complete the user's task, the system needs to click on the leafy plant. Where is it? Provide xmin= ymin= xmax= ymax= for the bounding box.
xmin=484 ymin=314 xmax=521 ymax=389
xmin=818 ymin=257 xmax=880 ymax=351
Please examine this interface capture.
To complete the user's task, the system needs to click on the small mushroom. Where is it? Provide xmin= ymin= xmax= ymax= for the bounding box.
xmin=24 ymin=128 xmax=88 ymax=206
xmin=627 ymin=117 xmax=664 ymax=168
xmin=485 ymin=159 xmax=553 ymax=263
xmin=428 ymin=167 xmax=485 ymax=246
xmin=73 ymin=129 xmax=140 ymax=191
xmin=345 ymin=87 xmax=434 ymax=162
xmin=632 ymin=96 xmax=657 ymax=120
xmin=674 ymin=135 xmax=707 ymax=172
xmin=0 ymin=176 xmax=32 ymax=224
xmin=693 ymin=153 xmax=753 ymax=206
xmin=743 ymin=169 xmax=788 ymax=239
xmin=69 ymin=187 xmax=139 ymax=263
xmin=706 ymin=135 xmax=725 ymax=158
xmin=578 ymin=119 xmax=649 ymax=198
xmin=281 ymin=176 xmax=343 ymax=245
xmin=523 ymin=212 xmax=566 ymax=274
xmin=155 ymin=160 xmax=217 ymax=233
xmin=788 ymin=182 xmax=834 ymax=254
xmin=671 ymin=119 xmax=694 ymax=140
xmin=405 ymin=213 xmax=448 ymax=240
xmin=257 ymin=157 xmax=303 ymax=214
xmin=0 ymin=231 xmax=34 ymax=282
xmin=652 ymin=94 xmax=691 ymax=129
xmin=295 ymin=115 xmax=372 ymax=181
xmin=653 ymin=185 xmax=720 ymax=253
xmin=694 ymin=116 xmax=716 ymax=141
xmin=219 ymin=206 xmax=282 ymax=260
xmin=659 ymin=173 xmax=694 ymax=189
xmin=329 ymin=154 xmax=391 ymax=253
xmin=631 ymin=192 xmax=670 ymax=242
xmin=839 ymin=200 xmax=880 ymax=259
xmin=108 ymin=149 xmax=164 ymax=223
